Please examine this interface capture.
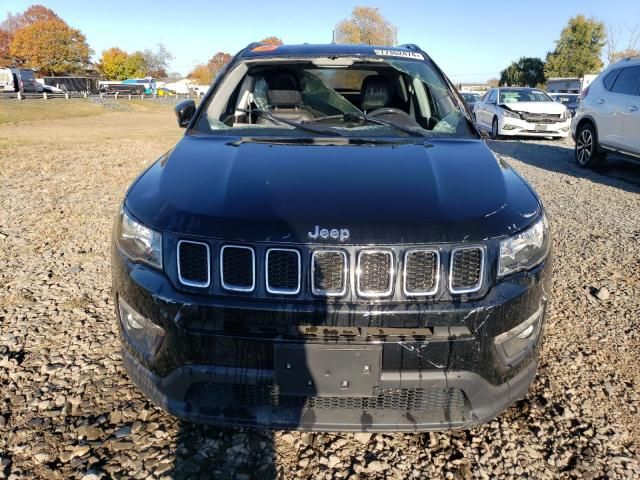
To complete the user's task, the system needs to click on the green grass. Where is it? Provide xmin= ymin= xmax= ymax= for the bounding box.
xmin=0 ymin=99 xmax=104 ymax=125
xmin=0 ymin=97 xmax=187 ymax=125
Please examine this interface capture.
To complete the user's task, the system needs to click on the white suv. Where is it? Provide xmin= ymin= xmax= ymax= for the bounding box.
xmin=572 ymin=57 xmax=640 ymax=168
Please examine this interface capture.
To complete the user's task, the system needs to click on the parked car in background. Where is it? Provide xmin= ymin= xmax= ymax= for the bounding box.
xmin=112 ymin=42 xmax=551 ymax=432
xmin=549 ymin=93 xmax=580 ymax=116
xmin=0 ymin=68 xmax=14 ymax=92
xmin=10 ymin=68 xmax=39 ymax=93
xmin=572 ymin=56 xmax=640 ymax=168
xmin=43 ymin=76 xmax=99 ymax=94
xmin=156 ymin=87 xmax=175 ymax=96
xmin=460 ymin=91 xmax=482 ymax=112
xmin=122 ymin=77 xmax=156 ymax=94
xmin=40 ymin=83 xmax=64 ymax=94
xmin=475 ymin=87 xmax=571 ymax=139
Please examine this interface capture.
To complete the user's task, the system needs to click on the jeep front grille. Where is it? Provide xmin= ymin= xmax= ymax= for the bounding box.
xmin=311 ymin=250 xmax=347 ymax=296
xmin=173 ymin=240 xmax=488 ymax=299
xmin=177 ymin=240 xmax=210 ymax=288
xmin=357 ymin=250 xmax=393 ymax=297
xmin=220 ymin=245 xmax=255 ymax=292
xmin=404 ymin=249 xmax=439 ymax=296
xmin=266 ymin=248 xmax=300 ymax=294
xmin=450 ymin=247 xmax=484 ymax=294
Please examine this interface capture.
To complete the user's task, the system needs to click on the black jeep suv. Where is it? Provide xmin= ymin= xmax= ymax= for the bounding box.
xmin=112 ymin=43 xmax=552 ymax=431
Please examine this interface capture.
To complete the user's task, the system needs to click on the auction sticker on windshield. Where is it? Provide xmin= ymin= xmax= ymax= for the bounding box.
xmin=373 ymin=49 xmax=424 ymax=60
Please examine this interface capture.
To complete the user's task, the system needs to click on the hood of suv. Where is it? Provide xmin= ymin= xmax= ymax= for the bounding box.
xmin=125 ymin=136 xmax=541 ymax=244
xmin=501 ymin=101 xmax=567 ymax=115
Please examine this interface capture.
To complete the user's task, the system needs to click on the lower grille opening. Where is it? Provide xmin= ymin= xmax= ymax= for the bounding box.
xmin=187 ymin=382 xmax=466 ymax=413
xmin=450 ymin=247 xmax=483 ymax=293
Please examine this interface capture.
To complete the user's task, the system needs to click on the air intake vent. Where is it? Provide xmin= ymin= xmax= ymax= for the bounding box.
xmin=357 ymin=250 xmax=393 ymax=297
xmin=450 ymin=247 xmax=484 ymax=294
xmin=220 ymin=246 xmax=255 ymax=292
xmin=266 ymin=249 xmax=300 ymax=294
xmin=311 ymin=250 xmax=347 ymax=296
xmin=404 ymin=249 xmax=439 ymax=296
xmin=177 ymin=240 xmax=210 ymax=288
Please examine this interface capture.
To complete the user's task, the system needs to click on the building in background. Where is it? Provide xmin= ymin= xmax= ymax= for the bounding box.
xmin=546 ymin=75 xmax=598 ymax=93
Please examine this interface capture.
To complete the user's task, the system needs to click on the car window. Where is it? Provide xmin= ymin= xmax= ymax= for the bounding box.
xmin=610 ymin=66 xmax=640 ymax=96
xmin=196 ymin=57 xmax=474 ymax=139
xmin=488 ymin=90 xmax=497 ymax=103
xmin=602 ymin=69 xmax=621 ymax=91
xmin=499 ymin=88 xmax=552 ymax=103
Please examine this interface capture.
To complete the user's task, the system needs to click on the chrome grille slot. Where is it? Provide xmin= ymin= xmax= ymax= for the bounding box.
xmin=220 ymin=245 xmax=255 ymax=292
xmin=177 ymin=240 xmax=210 ymax=288
xmin=266 ymin=248 xmax=300 ymax=294
xmin=450 ymin=247 xmax=484 ymax=294
xmin=404 ymin=249 xmax=439 ymax=296
xmin=311 ymin=250 xmax=347 ymax=296
xmin=357 ymin=250 xmax=393 ymax=297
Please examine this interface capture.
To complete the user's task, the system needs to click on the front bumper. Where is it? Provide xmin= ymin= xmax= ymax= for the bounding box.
xmin=112 ymin=248 xmax=551 ymax=431
xmin=500 ymin=118 xmax=570 ymax=137
xmin=122 ymin=345 xmax=537 ymax=431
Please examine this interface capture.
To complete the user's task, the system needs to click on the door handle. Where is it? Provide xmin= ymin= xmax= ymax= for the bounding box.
xmin=629 ymin=106 xmax=639 ymax=112
xmin=596 ymin=99 xmax=605 ymax=105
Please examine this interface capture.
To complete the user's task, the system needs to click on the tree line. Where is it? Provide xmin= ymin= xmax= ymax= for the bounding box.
xmin=0 ymin=5 xmax=398 ymax=81
xmin=2 ymin=5 xmax=636 ymax=86
xmin=498 ymin=15 xmax=639 ymax=88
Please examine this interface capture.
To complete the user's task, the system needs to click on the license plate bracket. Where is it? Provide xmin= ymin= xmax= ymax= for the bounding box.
xmin=274 ymin=344 xmax=382 ymax=397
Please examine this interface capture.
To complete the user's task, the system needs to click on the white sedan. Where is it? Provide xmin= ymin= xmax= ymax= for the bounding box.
xmin=474 ymin=87 xmax=571 ymax=139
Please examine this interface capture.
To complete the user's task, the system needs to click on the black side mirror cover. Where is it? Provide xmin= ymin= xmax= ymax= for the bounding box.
xmin=175 ymin=100 xmax=196 ymax=128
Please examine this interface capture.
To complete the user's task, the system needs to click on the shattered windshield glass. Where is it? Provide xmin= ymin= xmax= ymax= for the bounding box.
xmin=195 ymin=56 xmax=474 ymax=139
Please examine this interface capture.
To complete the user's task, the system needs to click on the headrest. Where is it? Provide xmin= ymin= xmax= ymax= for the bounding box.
xmin=361 ymin=76 xmax=390 ymax=111
xmin=264 ymin=72 xmax=302 ymax=107
xmin=267 ymin=89 xmax=302 ymax=106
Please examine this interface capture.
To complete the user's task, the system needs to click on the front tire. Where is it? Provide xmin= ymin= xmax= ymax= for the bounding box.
xmin=575 ymin=123 xmax=605 ymax=168
xmin=491 ymin=116 xmax=500 ymax=140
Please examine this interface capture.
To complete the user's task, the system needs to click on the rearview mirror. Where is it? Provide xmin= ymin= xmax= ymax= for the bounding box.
xmin=175 ymin=100 xmax=196 ymax=128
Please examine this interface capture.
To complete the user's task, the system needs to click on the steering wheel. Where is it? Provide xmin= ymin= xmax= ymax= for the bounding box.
xmin=367 ymin=108 xmax=421 ymax=128
xmin=368 ymin=107 xmax=412 ymax=119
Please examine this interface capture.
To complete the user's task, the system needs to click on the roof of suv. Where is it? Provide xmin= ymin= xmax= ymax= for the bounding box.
xmin=239 ymin=43 xmax=428 ymax=60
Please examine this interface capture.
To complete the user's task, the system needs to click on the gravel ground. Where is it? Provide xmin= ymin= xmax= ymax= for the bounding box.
xmin=0 ymin=110 xmax=639 ymax=479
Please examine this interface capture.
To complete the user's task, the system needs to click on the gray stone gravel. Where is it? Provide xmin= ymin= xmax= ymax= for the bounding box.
xmin=0 ymin=113 xmax=639 ymax=479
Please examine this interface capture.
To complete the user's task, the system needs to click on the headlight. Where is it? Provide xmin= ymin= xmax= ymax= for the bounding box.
xmin=500 ymin=108 xmax=521 ymax=119
xmin=498 ymin=214 xmax=550 ymax=277
xmin=562 ymin=109 xmax=570 ymax=119
xmin=116 ymin=209 xmax=163 ymax=269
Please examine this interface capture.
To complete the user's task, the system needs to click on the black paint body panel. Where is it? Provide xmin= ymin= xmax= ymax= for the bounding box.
xmin=113 ymin=43 xmax=552 ymax=430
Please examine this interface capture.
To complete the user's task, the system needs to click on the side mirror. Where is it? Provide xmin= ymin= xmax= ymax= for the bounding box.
xmin=175 ymin=100 xmax=196 ymax=128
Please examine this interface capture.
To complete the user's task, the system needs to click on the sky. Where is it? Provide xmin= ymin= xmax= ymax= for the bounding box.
xmin=2 ymin=0 xmax=640 ymax=82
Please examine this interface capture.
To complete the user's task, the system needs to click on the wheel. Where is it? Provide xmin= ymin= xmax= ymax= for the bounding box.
xmin=490 ymin=116 xmax=500 ymax=140
xmin=575 ymin=123 xmax=605 ymax=168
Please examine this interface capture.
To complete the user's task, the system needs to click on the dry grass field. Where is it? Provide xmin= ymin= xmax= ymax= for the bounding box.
xmin=0 ymin=100 xmax=639 ymax=479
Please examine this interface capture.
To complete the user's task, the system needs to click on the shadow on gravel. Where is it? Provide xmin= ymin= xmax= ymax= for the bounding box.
xmin=488 ymin=139 xmax=640 ymax=195
xmin=170 ymin=424 xmax=276 ymax=479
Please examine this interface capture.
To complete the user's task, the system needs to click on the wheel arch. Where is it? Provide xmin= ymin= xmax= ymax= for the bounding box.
xmin=575 ymin=116 xmax=602 ymax=152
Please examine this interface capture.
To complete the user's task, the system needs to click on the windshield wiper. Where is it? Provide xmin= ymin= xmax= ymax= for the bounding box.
xmin=236 ymin=108 xmax=343 ymax=136
xmin=304 ymin=112 xmax=425 ymax=138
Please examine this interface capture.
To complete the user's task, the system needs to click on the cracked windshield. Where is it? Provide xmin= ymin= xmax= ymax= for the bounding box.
xmin=196 ymin=58 xmax=473 ymax=138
